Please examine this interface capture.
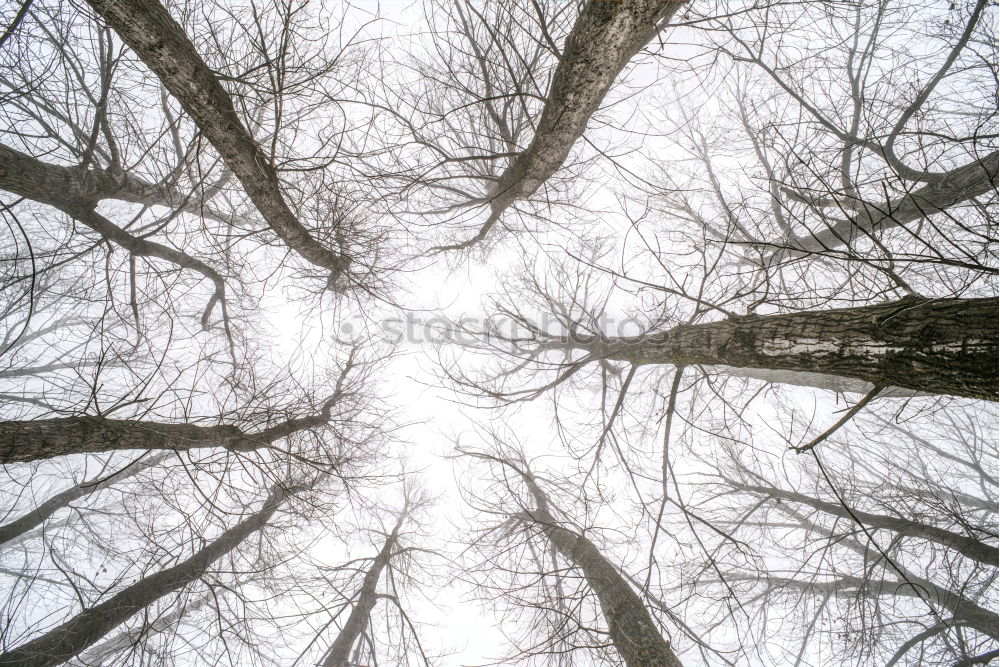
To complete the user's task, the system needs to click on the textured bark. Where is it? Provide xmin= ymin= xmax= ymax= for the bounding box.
xmin=0 ymin=144 xmax=227 ymax=329
xmin=0 ymin=452 xmax=170 ymax=545
xmin=70 ymin=592 xmax=212 ymax=667
xmin=772 ymin=151 xmax=999 ymax=261
xmin=84 ymin=0 xmax=348 ymax=277
xmin=739 ymin=483 xmax=998 ymax=566
xmin=0 ymin=487 xmax=285 ymax=667
xmin=0 ymin=396 xmax=340 ymax=464
xmin=583 ymin=296 xmax=997 ymax=401
xmin=519 ymin=475 xmax=683 ymax=667
xmin=0 ymin=143 xmax=246 ymax=228
xmin=321 ymin=518 xmax=402 ymax=667
xmin=439 ymin=0 xmax=685 ymax=250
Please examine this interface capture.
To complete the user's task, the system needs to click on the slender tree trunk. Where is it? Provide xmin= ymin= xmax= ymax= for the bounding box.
xmin=772 ymin=151 xmax=998 ymax=262
xmin=518 ymin=473 xmax=683 ymax=667
xmin=83 ymin=0 xmax=348 ymax=277
xmin=752 ymin=573 xmax=998 ymax=640
xmin=437 ymin=0 xmax=686 ymax=251
xmin=0 ymin=486 xmax=286 ymax=667
xmin=735 ymin=483 xmax=999 ymax=566
xmin=0 ymin=452 xmax=170 ymax=545
xmin=321 ymin=517 xmax=403 ymax=667
xmin=0 ymin=396 xmax=339 ymax=464
xmin=580 ymin=296 xmax=997 ymax=400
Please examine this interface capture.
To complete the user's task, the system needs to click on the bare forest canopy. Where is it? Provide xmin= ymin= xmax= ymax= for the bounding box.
xmin=0 ymin=0 xmax=996 ymax=666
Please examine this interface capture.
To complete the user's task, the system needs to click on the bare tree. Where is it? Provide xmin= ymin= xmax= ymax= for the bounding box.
xmin=430 ymin=0 xmax=687 ymax=252
xmin=458 ymin=440 xmax=685 ymax=667
xmin=0 ymin=0 xmax=994 ymax=665
xmin=670 ymin=399 xmax=998 ymax=665
xmin=0 ymin=482 xmax=293 ymax=667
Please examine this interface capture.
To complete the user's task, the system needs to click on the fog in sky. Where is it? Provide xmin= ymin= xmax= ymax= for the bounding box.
xmin=0 ymin=1 xmax=996 ymax=666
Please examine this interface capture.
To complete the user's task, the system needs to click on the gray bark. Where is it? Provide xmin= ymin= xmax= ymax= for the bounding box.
xmin=570 ymin=296 xmax=997 ymax=401
xmin=0 ymin=142 xmax=249 ymax=229
xmin=0 ymin=144 xmax=227 ymax=329
xmin=321 ymin=516 xmax=403 ymax=667
xmin=517 ymin=471 xmax=683 ymax=667
xmin=70 ymin=592 xmax=213 ymax=667
xmin=737 ymin=483 xmax=998 ymax=566
xmin=0 ymin=486 xmax=287 ymax=667
xmin=438 ymin=0 xmax=686 ymax=251
xmin=740 ymin=573 xmax=998 ymax=640
xmin=84 ymin=0 xmax=349 ymax=277
xmin=0 ymin=395 xmax=340 ymax=464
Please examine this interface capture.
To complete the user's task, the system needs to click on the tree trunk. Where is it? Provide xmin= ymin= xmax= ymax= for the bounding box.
xmin=587 ymin=296 xmax=997 ymax=400
xmin=0 ymin=144 xmax=228 ymax=329
xmin=771 ymin=151 xmax=999 ymax=262
xmin=0 ymin=452 xmax=170 ymax=545
xmin=70 ymin=592 xmax=213 ymax=667
xmin=518 ymin=473 xmax=683 ymax=667
xmin=0 ymin=143 xmax=253 ymax=232
xmin=321 ymin=517 xmax=402 ymax=667
xmin=0 ymin=397 xmax=339 ymax=464
xmin=754 ymin=573 xmax=998 ymax=640
xmin=84 ymin=0 xmax=348 ymax=278
xmin=0 ymin=486 xmax=286 ymax=667
xmin=438 ymin=0 xmax=685 ymax=250
xmin=736 ymin=483 xmax=999 ymax=566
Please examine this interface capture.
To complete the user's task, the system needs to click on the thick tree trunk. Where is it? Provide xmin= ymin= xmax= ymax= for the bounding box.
xmin=0 ymin=396 xmax=339 ymax=464
xmin=771 ymin=151 xmax=999 ymax=262
xmin=71 ymin=592 xmax=212 ymax=667
xmin=0 ymin=487 xmax=286 ymax=667
xmin=84 ymin=0 xmax=348 ymax=277
xmin=518 ymin=474 xmax=683 ymax=667
xmin=587 ymin=296 xmax=997 ymax=401
xmin=439 ymin=0 xmax=685 ymax=250
xmin=737 ymin=483 xmax=998 ymax=566
xmin=0 ymin=452 xmax=170 ymax=545
xmin=0 ymin=143 xmax=251 ymax=230
xmin=321 ymin=518 xmax=402 ymax=667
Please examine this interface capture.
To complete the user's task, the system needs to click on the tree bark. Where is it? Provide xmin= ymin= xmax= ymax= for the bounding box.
xmin=0 ymin=486 xmax=286 ymax=667
xmin=83 ymin=0 xmax=348 ymax=277
xmin=771 ymin=151 xmax=999 ymax=262
xmin=0 ymin=143 xmax=251 ymax=230
xmin=0 ymin=395 xmax=340 ymax=464
xmin=577 ymin=296 xmax=997 ymax=401
xmin=321 ymin=517 xmax=403 ymax=667
xmin=70 ymin=592 xmax=213 ymax=667
xmin=0 ymin=452 xmax=170 ymax=545
xmin=0 ymin=144 xmax=228 ymax=329
xmin=437 ymin=0 xmax=686 ymax=251
xmin=518 ymin=473 xmax=683 ymax=667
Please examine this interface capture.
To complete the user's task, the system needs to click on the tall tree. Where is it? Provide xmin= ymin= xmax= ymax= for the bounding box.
xmin=0 ymin=484 xmax=290 ymax=667
xmin=461 ymin=445 xmax=685 ymax=667
xmin=82 ymin=0 xmax=350 ymax=279
xmin=432 ymin=0 xmax=686 ymax=251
